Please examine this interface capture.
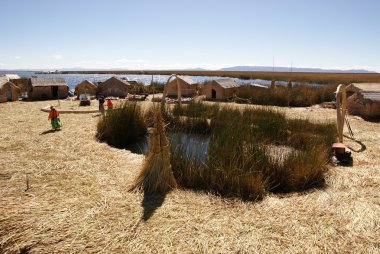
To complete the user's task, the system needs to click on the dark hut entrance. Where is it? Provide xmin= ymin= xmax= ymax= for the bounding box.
xmin=52 ymin=86 xmax=58 ymax=98
xmin=211 ymin=89 xmax=216 ymax=99
xmin=6 ymin=88 xmax=12 ymax=101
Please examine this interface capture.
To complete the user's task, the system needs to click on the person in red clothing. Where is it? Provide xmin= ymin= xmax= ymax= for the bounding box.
xmin=48 ymin=106 xmax=62 ymax=130
xmin=106 ymin=98 xmax=113 ymax=111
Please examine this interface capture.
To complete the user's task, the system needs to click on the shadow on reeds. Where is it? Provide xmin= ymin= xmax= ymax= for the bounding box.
xmin=141 ymin=189 xmax=168 ymax=221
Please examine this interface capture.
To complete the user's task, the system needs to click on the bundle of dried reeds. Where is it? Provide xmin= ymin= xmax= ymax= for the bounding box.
xmin=130 ymin=108 xmax=177 ymax=193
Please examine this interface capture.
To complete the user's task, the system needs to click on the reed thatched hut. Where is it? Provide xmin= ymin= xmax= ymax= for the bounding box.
xmin=203 ymin=78 xmax=240 ymax=100
xmin=98 ymin=76 xmax=129 ymax=98
xmin=127 ymin=80 xmax=145 ymax=94
xmin=166 ymin=76 xmax=197 ymax=97
xmin=0 ymin=76 xmax=21 ymax=103
xmin=28 ymin=77 xmax=69 ymax=100
xmin=10 ymin=78 xmax=29 ymax=94
xmin=75 ymin=80 xmax=97 ymax=99
xmin=346 ymin=83 xmax=380 ymax=118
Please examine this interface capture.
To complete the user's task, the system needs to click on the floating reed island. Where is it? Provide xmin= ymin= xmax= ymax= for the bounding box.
xmin=96 ymin=101 xmax=337 ymax=200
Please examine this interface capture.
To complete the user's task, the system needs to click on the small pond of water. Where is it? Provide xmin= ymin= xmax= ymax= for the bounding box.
xmin=126 ymin=132 xmax=210 ymax=162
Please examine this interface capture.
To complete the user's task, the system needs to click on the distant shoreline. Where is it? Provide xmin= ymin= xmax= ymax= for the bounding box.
xmin=58 ymin=70 xmax=380 ymax=84
xmin=2 ymin=70 xmax=380 ymax=83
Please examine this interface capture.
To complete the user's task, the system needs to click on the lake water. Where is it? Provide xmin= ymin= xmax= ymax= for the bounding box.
xmin=0 ymin=71 xmax=323 ymax=89
xmin=126 ymin=132 xmax=209 ymax=162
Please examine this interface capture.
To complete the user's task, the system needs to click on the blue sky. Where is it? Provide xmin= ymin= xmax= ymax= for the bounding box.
xmin=0 ymin=0 xmax=379 ymax=71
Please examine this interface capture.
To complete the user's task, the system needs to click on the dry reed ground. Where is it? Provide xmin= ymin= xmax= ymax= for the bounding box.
xmin=0 ymin=100 xmax=379 ymax=253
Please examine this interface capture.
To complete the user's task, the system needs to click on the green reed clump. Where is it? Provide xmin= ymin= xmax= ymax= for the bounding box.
xmin=238 ymin=84 xmax=337 ymax=107
xmin=168 ymin=102 xmax=336 ymax=200
xmin=170 ymin=116 xmax=211 ymax=135
xmin=96 ymin=102 xmax=147 ymax=148
xmin=144 ymin=81 xmax=165 ymax=94
xmin=264 ymin=142 xmax=329 ymax=192
xmin=169 ymin=101 xmax=218 ymax=135
xmin=170 ymin=134 xmax=267 ymax=200
xmin=172 ymin=101 xmax=220 ymax=119
xmin=285 ymin=119 xmax=337 ymax=150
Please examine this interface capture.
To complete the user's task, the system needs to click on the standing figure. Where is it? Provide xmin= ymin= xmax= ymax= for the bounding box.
xmin=107 ymin=98 xmax=113 ymax=111
xmin=98 ymin=94 xmax=105 ymax=113
xmin=48 ymin=106 xmax=63 ymax=130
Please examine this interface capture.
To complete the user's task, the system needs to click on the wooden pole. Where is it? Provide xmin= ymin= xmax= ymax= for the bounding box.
xmin=25 ymin=173 xmax=30 ymax=191
xmin=176 ymin=77 xmax=181 ymax=107
xmin=335 ymin=84 xmax=344 ymax=143
xmin=161 ymin=74 xmax=178 ymax=109
xmin=342 ymin=86 xmax=347 ymax=125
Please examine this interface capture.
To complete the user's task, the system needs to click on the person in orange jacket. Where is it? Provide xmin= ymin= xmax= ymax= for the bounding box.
xmin=48 ymin=106 xmax=63 ymax=130
xmin=106 ymin=98 xmax=113 ymax=111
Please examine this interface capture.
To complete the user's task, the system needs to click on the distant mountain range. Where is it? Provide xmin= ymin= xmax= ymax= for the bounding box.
xmin=218 ymin=66 xmax=377 ymax=73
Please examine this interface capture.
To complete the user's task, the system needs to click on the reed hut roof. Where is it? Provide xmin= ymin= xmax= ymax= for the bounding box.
xmin=77 ymin=79 xmax=97 ymax=88
xmin=214 ymin=78 xmax=240 ymax=89
xmin=30 ymin=77 xmax=68 ymax=87
xmin=0 ymin=76 xmax=19 ymax=90
xmin=0 ymin=76 xmax=9 ymax=88
xmin=360 ymin=92 xmax=380 ymax=102
xmin=349 ymin=83 xmax=380 ymax=92
xmin=175 ymin=76 xmax=197 ymax=85
xmin=347 ymin=83 xmax=380 ymax=103
xmin=102 ymin=76 xmax=131 ymax=86
xmin=2 ymin=74 xmax=21 ymax=79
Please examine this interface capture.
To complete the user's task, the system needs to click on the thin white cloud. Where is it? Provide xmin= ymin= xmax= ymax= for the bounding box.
xmin=14 ymin=56 xmax=21 ymax=60
xmin=52 ymin=54 xmax=63 ymax=60
xmin=0 ymin=62 xmax=6 ymax=66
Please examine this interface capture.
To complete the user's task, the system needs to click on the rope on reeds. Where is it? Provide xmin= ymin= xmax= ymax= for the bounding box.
xmin=130 ymin=108 xmax=177 ymax=194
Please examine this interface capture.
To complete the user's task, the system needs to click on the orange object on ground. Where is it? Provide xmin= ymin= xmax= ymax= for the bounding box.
xmin=48 ymin=108 xmax=60 ymax=120
xmin=107 ymin=99 xmax=113 ymax=109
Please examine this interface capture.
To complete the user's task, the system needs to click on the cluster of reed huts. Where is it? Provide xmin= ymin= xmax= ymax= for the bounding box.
xmin=1 ymin=73 xmax=379 ymax=118
xmin=0 ymin=75 xmax=70 ymax=102
xmin=75 ymin=77 xmax=145 ymax=99
xmin=166 ymin=76 xmax=242 ymax=100
xmin=0 ymin=75 xmax=144 ymax=102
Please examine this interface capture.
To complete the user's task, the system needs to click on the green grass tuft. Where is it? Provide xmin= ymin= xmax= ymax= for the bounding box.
xmin=96 ymin=102 xmax=147 ymax=148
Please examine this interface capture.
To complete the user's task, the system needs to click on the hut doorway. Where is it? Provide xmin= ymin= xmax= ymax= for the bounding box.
xmin=6 ymin=88 xmax=12 ymax=101
xmin=52 ymin=86 xmax=58 ymax=98
xmin=211 ymin=89 xmax=216 ymax=99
